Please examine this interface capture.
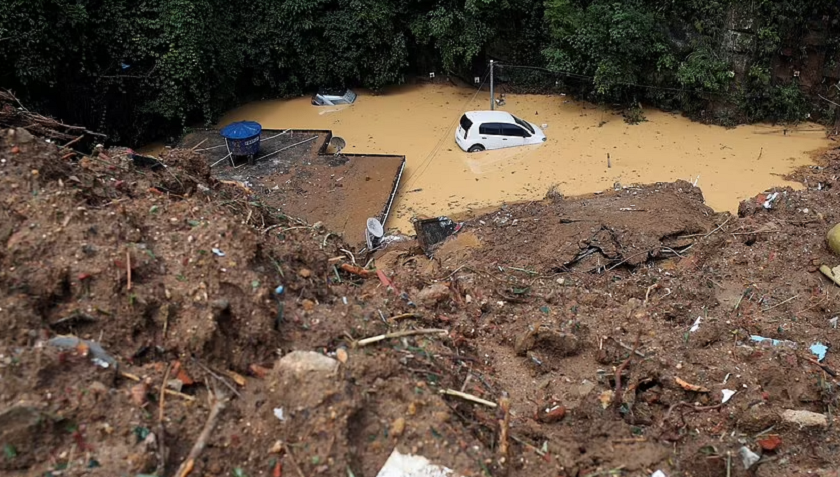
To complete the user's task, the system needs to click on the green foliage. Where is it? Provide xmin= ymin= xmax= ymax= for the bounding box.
xmin=1 ymin=0 xmax=839 ymax=141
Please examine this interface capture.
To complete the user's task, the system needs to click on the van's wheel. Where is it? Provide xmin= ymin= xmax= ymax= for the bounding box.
xmin=468 ymin=144 xmax=485 ymax=153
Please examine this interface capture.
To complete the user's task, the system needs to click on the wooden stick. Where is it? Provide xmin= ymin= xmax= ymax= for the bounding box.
xmin=61 ymin=135 xmax=84 ymax=150
xmin=340 ymin=263 xmax=372 ymax=278
xmin=120 ymin=371 xmax=195 ymax=401
xmin=388 ymin=313 xmax=422 ymax=322
xmin=356 ymin=328 xmax=447 ymax=347
xmin=498 ymin=395 xmax=511 ymax=466
xmin=175 ymin=387 xmax=228 ymax=477
xmin=761 ymin=294 xmax=799 ymax=312
xmin=284 ymin=444 xmax=306 ymax=477
xmin=126 ymin=250 xmax=132 ymax=291
xmin=156 ymin=363 xmax=172 ymax=477
xmin=439 ymin=389 xmax=497 ymax=408
xmin=190 ymin=138 xmax=208 ymax=151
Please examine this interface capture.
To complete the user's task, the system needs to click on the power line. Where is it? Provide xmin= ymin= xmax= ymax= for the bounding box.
xmin=404 ymin=69 xmax=490 ymax=187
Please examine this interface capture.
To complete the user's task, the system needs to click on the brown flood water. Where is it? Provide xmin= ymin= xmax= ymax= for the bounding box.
xmin=217 ymin=83 xmax=830 ymax=233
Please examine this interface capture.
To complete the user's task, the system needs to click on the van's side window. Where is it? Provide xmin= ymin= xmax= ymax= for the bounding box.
xmin=479 ymin=123 xmax=502 ymax=135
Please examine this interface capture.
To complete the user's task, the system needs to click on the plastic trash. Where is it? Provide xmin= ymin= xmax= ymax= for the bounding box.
xmin=750 ymin=335 xmax=797 ymax=349
xmin=211 ymin=248 xmax=225 ymax=257
xmin=273 ymin=408 xmax=285 ymax=421
xmin=48 ymin=336 xmax=117 ymax=369
xmin=274 ymin=285 xmax=285 ymax=295
xmin=762 ymin=192 xmax=780 ymax=209
xmin=810 ymin=343 xmax=828 ymax=362
xmin=722 ymin=389 xmax=736 ymax=403
xmin=739 ymin=446 xmax=760 ymax=469
xmin=830 ymin=317 xmax=838 ymax=329
xmin=689 ymin=317 xmax=702 ymax=333
xmin=651 ymin=471 xmax=667 ymax=477
xmin=376 ymin=448 xmax=453 ymax=477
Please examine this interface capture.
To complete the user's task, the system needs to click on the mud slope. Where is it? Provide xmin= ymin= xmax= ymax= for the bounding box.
xmin=2 ymin=123 xmax=840 ymax=477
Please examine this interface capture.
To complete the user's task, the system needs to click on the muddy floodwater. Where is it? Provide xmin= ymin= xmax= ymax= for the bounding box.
xmin=219 ymin=83 xmax=831 ymax=233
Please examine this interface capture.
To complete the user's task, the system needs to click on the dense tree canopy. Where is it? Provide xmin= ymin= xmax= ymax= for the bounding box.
xmin=1 ymin=0 xmax=838 ymax=144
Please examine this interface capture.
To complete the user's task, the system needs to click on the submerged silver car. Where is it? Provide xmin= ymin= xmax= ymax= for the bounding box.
xmin=312 ymin=88 xmax=357 ymax=106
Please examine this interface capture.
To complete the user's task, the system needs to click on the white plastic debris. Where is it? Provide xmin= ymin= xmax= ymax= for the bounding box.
xmin=831 ymin=317 xmax=838 ymax=329
xmin=689 ymin=317 xmax=702 ymax=333
xmin=376 ymin=448 xmax=455 ymax=477
xmin=211 ymin=247 xmax=225 ymax=257
xmin=48 ymin=336 xmax=117 ymax=369
xmin=721 ymin=389 xmax=736 ymax=403
xmin=651 ymin=471 xmax=667 ymax=477
xmin=273 ymin=408 xmax=285 ymax=422
xmin=739 ymin=446 xmax=760 ymax=469
xmin=763 ymin=192 xmax=779 ymax=209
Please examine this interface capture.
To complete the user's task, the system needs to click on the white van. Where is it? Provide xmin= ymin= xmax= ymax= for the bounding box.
xmin=455 ymin=111 xmax=546 ymax=152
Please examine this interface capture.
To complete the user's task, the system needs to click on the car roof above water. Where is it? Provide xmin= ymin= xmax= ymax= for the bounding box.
xmin=464 ymin=110 xmax=516 ymax=123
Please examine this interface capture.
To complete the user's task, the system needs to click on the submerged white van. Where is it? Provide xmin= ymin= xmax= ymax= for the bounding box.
xmin=455 ymin=111 xmax=546 ymax=152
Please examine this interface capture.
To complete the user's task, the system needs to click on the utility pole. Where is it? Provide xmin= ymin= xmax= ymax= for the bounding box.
xmin=489 ymin=60 xmax=495 ymax=111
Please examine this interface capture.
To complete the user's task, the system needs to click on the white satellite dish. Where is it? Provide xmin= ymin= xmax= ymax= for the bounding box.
xmin=365 ymin=218 xmax=384 ymax=250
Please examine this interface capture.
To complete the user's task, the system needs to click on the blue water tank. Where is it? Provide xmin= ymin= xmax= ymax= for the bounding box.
xmin=220 ymin=121 xmax=262 ymax=156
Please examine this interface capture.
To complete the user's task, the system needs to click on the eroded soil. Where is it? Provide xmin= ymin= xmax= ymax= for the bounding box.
xmin=3 ymin=124 xmax=840 ymax=477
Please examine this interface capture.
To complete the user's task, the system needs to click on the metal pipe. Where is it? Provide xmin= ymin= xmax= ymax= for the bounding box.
xmin=490 ymin=60 xmax=495 ymax=111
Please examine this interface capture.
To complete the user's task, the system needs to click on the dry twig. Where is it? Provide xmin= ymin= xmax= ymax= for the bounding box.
xmin=120 ymin=371 xmax=195 ymax=401
xmin=356 ymin=328 xmax=447 ymax=347
xmin=174 ymin=386 xmax=229 ymax=477
xmin=156 ymin=363 xmax=172 ymax=476
xmin=613 ymin=331 xmax=641 ymax=412
xmin=439 ymin=389 xmax=497 ymax=408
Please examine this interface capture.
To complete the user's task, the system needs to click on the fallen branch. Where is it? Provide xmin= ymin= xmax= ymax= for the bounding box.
xmin=805 ymin=356 xmax=838 ymax=378
xmin=356 ymin=328 xmax=447 ymax=347
xmin=175 ymin=386 xmax=229 ymax=477
xmin=439 ymin=389 xmax=498 ymax=408
xmin=120 ymin=371 xmax=195 ymax=401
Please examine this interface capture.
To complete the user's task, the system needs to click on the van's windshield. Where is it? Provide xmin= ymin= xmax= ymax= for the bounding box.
xmin=513 ymin=116 xmax=535 ymax=134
